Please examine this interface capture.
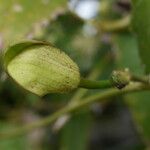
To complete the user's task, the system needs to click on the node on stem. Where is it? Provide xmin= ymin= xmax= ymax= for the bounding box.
xmin=110 ymin=69 xmax=131 ymax=89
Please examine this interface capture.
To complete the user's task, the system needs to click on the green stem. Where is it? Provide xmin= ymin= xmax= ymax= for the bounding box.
xmin=0 ymin=82 xmax=149 ymax=140
xmin=53 ymin=53 xmax=113 ymax=130
xmin=70 ymin=53 xmax=112 ymax=103
xmin=131 ymin=74 xmax=150 ymax=84
xmin=92 ymin=14 xmax=131 ymax=32
xmin=79 ymin=78 xmax=113 ymax=89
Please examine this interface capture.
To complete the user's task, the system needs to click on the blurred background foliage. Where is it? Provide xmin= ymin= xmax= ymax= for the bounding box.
xmin=0 ymin=0 xmax=150 ymax=149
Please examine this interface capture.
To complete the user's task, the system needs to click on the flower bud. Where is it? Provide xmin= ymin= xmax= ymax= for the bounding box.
xmin=4 ymin=41 xmax=80 ymax=96
xmin=110 ymin=69 xmax=131 ymax=89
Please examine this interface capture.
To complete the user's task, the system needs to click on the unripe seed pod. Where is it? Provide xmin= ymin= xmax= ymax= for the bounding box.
xmin=4 ymin=41 xmax=80 ymax=96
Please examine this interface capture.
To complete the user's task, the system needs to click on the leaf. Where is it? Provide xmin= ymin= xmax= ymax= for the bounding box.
xmin=131 ymin=0 xmax=150 ymax=73
xmin=60 ymin=111 xmax=91 ymax=150
xmin=0 ymin=0 xmax=67 ymax=46
xmin=113 ymin=32 xmax=143 ymax=74
xmin=0 ymin=122 xmax=27 ymax=150
xmin=113 ymin=32 xmax=150 ymax=142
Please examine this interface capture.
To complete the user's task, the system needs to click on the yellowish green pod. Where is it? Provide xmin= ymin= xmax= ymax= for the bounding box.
xmin=4 ymin=41 xmax=80 ymax=96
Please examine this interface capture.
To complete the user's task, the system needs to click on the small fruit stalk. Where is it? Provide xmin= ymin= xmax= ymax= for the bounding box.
xmin=4 ymin=41 xmax=80 ymax=96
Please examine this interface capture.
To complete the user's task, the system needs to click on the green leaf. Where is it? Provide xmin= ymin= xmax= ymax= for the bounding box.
xmin=60 ymin=111 xmax=91 ymax=150
xmin=4 ymin=41 xmax=80 ymax=96
xmin=131 ymin=0 xmax=150 ymax=73
xmin=0 ymin=122 xmax=27 ymax=150
xmin=125 ymin=92 xmax=150 ymax=140
xmin=113 ymin=32 xmax=143 ymax=74
xmin=0 ymin=0 xmax=67 ymax=46
xmin=113 ymin=32 xmax=150 ymax=142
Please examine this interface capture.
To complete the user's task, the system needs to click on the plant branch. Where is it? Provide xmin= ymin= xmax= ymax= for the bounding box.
xmin=69 ymin=53 xmax=114 ymax=103
xmin=131 ymin=74 xmax=150 ymax=84
xmin=71 ymin=52 xmax=113 ymax=103
xmin=92 ymin=14 xmax=131 ymax=32
xmin=0 ymin=82 xmax=149 ymax=140
xmin=52 ymin=53 xmax=114 ymax=131
xmin=79 ymin=78 xmax=113 ymax=89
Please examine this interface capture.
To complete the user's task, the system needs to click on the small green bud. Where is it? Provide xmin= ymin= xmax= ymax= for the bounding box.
xmin=110 ymin=69 xmax=131 ymax=89
xmin=4 ymin=41 xmax=80 ymax=96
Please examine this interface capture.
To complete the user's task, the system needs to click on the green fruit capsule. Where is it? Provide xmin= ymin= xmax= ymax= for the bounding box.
xmin=4 ymin=41 xmax=80 ymax=96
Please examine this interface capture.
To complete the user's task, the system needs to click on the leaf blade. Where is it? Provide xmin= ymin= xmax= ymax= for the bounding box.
xmin=131 ymin=0 xmax=150 ymax=73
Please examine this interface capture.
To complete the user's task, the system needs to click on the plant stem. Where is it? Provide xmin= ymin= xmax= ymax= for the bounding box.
xmin=79 ymin=78 xmax=113 ymax=89
xmin=52 ymin=53 xmax=114 ymax=131
xmin=93 ymin=14 xmax=131 ymax=32
xmin=131 ymin=74 xmax=150 ymax=84
xmin=71 ymin=53 xmax=113 ymax=103
xmin=0 ymin=82 xmax=149 ymax=140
